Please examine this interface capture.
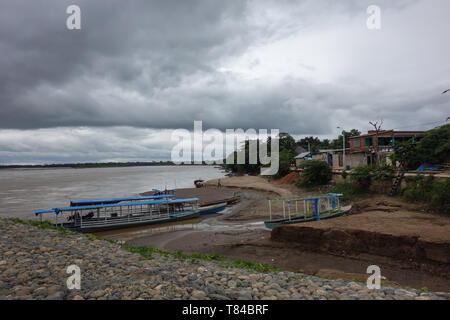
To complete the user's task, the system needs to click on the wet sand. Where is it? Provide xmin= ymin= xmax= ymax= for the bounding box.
xmin=101 ymin=176 xmax=450 ymax=292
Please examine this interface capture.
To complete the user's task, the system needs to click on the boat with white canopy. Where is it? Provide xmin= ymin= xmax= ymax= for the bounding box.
xmin=35 ymin=197 xmax=199 ymax=232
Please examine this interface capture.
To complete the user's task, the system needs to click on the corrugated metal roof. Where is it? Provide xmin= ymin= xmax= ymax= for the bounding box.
xmin=295 ymin=152 xmax=311 ymax=159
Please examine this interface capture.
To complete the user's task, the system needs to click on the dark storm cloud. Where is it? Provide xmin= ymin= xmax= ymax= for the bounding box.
xmin=0 ymin=0 xmax=449 ymax=163
xmin=0 ymin=0 xmax=252 ymax=129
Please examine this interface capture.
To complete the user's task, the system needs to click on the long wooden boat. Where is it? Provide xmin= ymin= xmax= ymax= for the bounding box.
xmin=264 ymin=193 xmax=351 ymax=228
xmin=35 ymin=197 xmax=199 ymax=232
xmin=264 ymin=205 xmax=352 ymax=228
xmin=198 ymin=202 xmax=227 ymax=215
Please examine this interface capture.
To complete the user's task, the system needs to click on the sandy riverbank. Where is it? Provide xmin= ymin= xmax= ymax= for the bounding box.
xmin=123 ymin=176 xmax=450 ymax=292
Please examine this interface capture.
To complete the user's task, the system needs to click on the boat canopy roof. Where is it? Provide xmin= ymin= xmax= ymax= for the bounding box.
xmin=271 ymin=193 xmax=343 ymax=202
xmin=70 ymin=194 xmax=174 ymax=206
xmin=35 ymin=197 xmax=199 ymax=216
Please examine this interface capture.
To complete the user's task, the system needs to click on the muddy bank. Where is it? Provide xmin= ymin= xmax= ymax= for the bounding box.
xmin=271 ymin=226 xmax=450 ymax=276
xmin=271 ymin=203 xmax=450 ymax=259
xmin=5 ymin=219 xmax=447 ymax=300
xmin=119 ymin=177 xmax=450 ymax=292
xmin=128 ymin=227 xmax=450 ymax=292
xmin=271 ymin=198 xmax=450 ymax=283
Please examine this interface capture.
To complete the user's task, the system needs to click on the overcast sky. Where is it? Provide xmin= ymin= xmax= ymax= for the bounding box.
xmin=0 ymin=0 xmax=449 ymax=164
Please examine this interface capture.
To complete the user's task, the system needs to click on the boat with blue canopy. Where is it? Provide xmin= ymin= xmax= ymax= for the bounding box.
xmin=35 ymin=197 xmax=199 ymax=232
xmin=69 ymin=194 xmax=174 ymax=207
xmin=264 ymin=193 xmax=351 ymax=228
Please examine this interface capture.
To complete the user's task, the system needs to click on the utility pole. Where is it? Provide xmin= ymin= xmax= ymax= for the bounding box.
xmin=343 ymin=132 xmax=346 ymax=169
xmin=337 ymin=127 xmax=346 ymax=170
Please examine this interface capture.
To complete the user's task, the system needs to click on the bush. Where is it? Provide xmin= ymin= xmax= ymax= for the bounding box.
xmin=402 ymin=175 xmax=450 ymax=214
xmin=372 ymin=163 xmax=395 ymax=181
xmin=273 ymin=150 xmax=293 ymax=179
xmin=297 ymin=160 xmax=332 ymax=187
xmin=328 ymin=183 xmax=367 ymax=201
xmin=341 ymin=170 xmax=348 ymax=181
xmin=350 ymin=164 xmax=395 ymax=189
xmin=350 ymin=165 xmax=373 ymax=189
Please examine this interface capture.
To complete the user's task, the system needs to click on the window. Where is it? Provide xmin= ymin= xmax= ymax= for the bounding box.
xmin=353 ymin=139 xmax=361 ymax=148
xmin=378 ymin=137 xmax=392 ymax=146
xmin=364 ymin=138 xmax=373 ymax=146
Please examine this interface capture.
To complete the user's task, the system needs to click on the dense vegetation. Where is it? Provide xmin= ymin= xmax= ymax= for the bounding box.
xmin=296 ymin=160 xmax=332 ymax=187
xmin=327 ymin=164 xmax=396 ymax=201
xmin=225 ymin=132 xmax=298 ymax=178
xmin=328 ymin=183 xmax=367 ymax=202
xmin=402 ymin=175 xmax=450 ymax=214
xmin=225 ymin=129 xmax=362 ymax=178
xmin=296 ymin=129 xmax=361 ymax=152
xmin=390 ymin=124 xmax=450 ymax=169
xmin=350 ymin=164 xmax=395 ymax=188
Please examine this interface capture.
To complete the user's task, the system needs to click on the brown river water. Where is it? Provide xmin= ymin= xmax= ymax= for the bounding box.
xmin=0 ymin=165 xmax=226 ymax=219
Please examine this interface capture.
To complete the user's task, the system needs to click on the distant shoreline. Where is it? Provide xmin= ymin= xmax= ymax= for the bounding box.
xmin=0 ymin=162 xmax=225 ymax=169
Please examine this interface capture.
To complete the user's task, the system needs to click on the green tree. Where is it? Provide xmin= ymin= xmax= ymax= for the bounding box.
xmin=390 ymin=140 xmax=421 ymax=169
xmin=391 ymin=124 xmax=450 ymax=168
xmin=350 ymin=165 xmax=373 ymax=189
xmin=297 ymin=160 xmax=332 ymax=186
xmin=296 ymin=136 xmax=323 ymax=152
xmin=331 ymin=129 xmax=361 ymax=149
xmin=275 ymin=150 xmax=293 ymax=179
xmin=416 ymin=124 xmax=450 ymax=164
xmin=279 ymin=132 xmax=297 ymax=155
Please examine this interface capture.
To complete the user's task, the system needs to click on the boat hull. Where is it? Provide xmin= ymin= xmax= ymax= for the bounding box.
xmin=61 ymin=210 xmax=198 ymax=232
xmin=264 ymin=205 xmax=352 ymax=229
xmin=198 ymin=203 xmax=227 ymax=215
xmin=170 ymin=211 xmax=198 ymax=221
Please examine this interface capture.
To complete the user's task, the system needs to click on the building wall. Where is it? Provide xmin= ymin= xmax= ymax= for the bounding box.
xmin=312 ymin=154 xmax=326 ymax=161
xmin=332 ymin=153 xmax=343 ymax=169
xmin=295 ymin=158 xmax=305 ymax=167
xmin=305 ymin=151 xmax=387 ymax=170
xmin=350 ymin=136 xmax=374 ymax=153
xmin=349 ymin=131 xmax=424 ymax=153
xmin=348 ymin=153 xmax=369 ymax=168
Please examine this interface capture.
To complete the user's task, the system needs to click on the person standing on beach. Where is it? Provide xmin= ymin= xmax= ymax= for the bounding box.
xmin=217 ymin=179 xmax=222 ymax=188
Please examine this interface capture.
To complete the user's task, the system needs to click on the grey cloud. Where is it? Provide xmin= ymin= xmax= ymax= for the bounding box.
xmin=0 ymin=127 xmax=175 ymax=164
xmin=0 ymin=0 xmax=449 ymax=163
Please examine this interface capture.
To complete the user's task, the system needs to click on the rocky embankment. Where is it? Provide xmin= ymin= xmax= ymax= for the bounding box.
xmin=0 ymin=219 xmax=448 ymax=300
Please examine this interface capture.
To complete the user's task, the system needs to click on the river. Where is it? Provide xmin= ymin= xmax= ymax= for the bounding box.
xmin=0 ymin=165 xmax=226 ymax=219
